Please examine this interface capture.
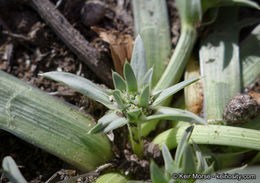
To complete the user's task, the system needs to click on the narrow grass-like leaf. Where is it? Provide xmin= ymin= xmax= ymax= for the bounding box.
xmin=88 ymin=111 xmax=120 ymax=134
xmin=152 ymin=77 xmax=200 ymax=106
xmin=103 ymin=117 xmax=129 ymax=133
xmin=162 ymin=143 xmax=174 ymax=173
xmin=112 ymin=72 xmax=126 ymax=92
xmin=2 ymin=156 xmax=27 ymax=183
xmin=0 ymin=71 xmax=113 ymax=171
xmin=146 ymin=107 xmax=205 ymax=124
xmin=124 ymin=62 xmax=138 ymax=92
xmin=94 ymin=173 xmax=128 ymax=183
xmin=153 ymin=125 xmax=260 ymax=152
xmin=175 ymin=126 xmax=194 ymax=168
xmin=113 ymin=90 xmax=125 ymax=109
xmin=41 ymin=72 xmax=114 ymax=109
xmin=139 ymin=85 xmax=150 ymax=107
xmin=130 ymin=35 xmax=147 ymax=86
xmin=150 ymin=161 xmax=168 ymax=183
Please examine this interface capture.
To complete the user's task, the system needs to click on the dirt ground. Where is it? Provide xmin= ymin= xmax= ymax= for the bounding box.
xmin=0 ymin=0 xmax=259 ymax=182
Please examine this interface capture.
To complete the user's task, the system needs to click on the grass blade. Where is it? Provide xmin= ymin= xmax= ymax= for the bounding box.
xmin=0 ymin=71 xmax=113 ymax=171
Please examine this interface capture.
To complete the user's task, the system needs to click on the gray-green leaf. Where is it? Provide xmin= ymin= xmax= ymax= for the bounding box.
xmin=2 ymin=156 xmax=27 ymax=183
xmin=152 ymin=77 xmax=200 ymax=106
xmin=41 ymin=72 xmax=115 ymax=109
xmin=175 ymin=126 xmax=194 ymax=168
xmin=146 ymin=107 xmax=205 ymax=124
xmin=130 ymin=35 xmax=147 ymax=86
xmin=150 ymin=161 xmax=168 ymax=183
xmin=112 ymin=72 xmax=126 ymax=92
xmin=124 ymin=62 xmax=138 ymax=92
xmin=141 ymin=68 xmax=153 ymax=90
xmin=88 ymin=112 xmax=122 ymax=134
xmin=139 ymin=85 xmax=150 ymax=107
xmin=113 ymin=90 xmax=125 ymax=109
xmin=162 ymin=143 xmax=174 ymax=174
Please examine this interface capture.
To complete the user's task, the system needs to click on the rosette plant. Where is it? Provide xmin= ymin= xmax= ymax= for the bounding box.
xmin=42 ymin=36 xmax=205 ymax=157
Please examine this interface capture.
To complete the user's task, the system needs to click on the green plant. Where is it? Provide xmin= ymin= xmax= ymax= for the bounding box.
xmin=42 ymin=36 xmax=205 ymax=158
xmin=1 ymin=156 xmax=27 ymax=183
xmin=0 ymin=70 xmax=112 ymax=171
xmin=151 ymin=126 xmax=214 ymax=183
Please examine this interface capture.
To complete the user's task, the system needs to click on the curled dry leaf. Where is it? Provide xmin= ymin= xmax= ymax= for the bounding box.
xmin=92 ymin=26 xmax=133 ymax=76
xmin=184 ymin=56 xmax=203 ymax=114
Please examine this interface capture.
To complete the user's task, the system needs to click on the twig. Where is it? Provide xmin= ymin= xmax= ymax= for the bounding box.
xmin=29 ymin=0 xmax=113 ymax=87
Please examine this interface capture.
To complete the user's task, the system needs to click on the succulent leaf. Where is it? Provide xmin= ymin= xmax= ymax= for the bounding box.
xmin=130 ymin=35 xmax=147 ymax=87
xmin=139 ymin=85 xmax=150 ymax=107
xmin=41 ymin=72 xmax=115 ymax=109
xmin=112 ymin=72 xmax=127 ymax=92
xmin=152 ymin=77 xmax=200 ymax=106
xmin=146 ymin=107 xmax=205 ymax=124
xmin=124 ymin=62 xmax=138 ymax=92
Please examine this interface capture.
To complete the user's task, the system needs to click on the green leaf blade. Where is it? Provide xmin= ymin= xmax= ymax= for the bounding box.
xmin=150 ymin=161 xmax=169 ymax=183
xmin=162 ymin=144 xmax=174 ymax=174
xmin=41 ymin=72 xmax=114 ymax=109
xmin=146 ymin=107 xmax=206 ymax=124
xmin=131 ymin=35 xmax=147 ymax=86
xmin=0 ymin=71 xmax=113 ymax=171
xmin=112 ymin=72 xmax=126 ymax=92
xmin=139 ymin=85 xmax=150 ymax=107
xmin=175 ymin=126 xmax=194 ymax=168
xmin=124 ymin=62 xmax=138 ymax=92
xmin=152 ymin=77 xmax=200 ymax=106
xmin=113 ymin=90 xmax=125 ymax=109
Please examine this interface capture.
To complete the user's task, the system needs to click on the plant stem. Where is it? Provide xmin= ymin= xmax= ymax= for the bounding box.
xmin=154 ymin=25 xmax=197 ymax=91
xmin=128 ymin=122 xmax=144 ymax=158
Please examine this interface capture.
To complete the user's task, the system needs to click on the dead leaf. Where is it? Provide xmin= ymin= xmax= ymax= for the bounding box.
xmin=92 ymin=26 xmax=133 ymax=76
